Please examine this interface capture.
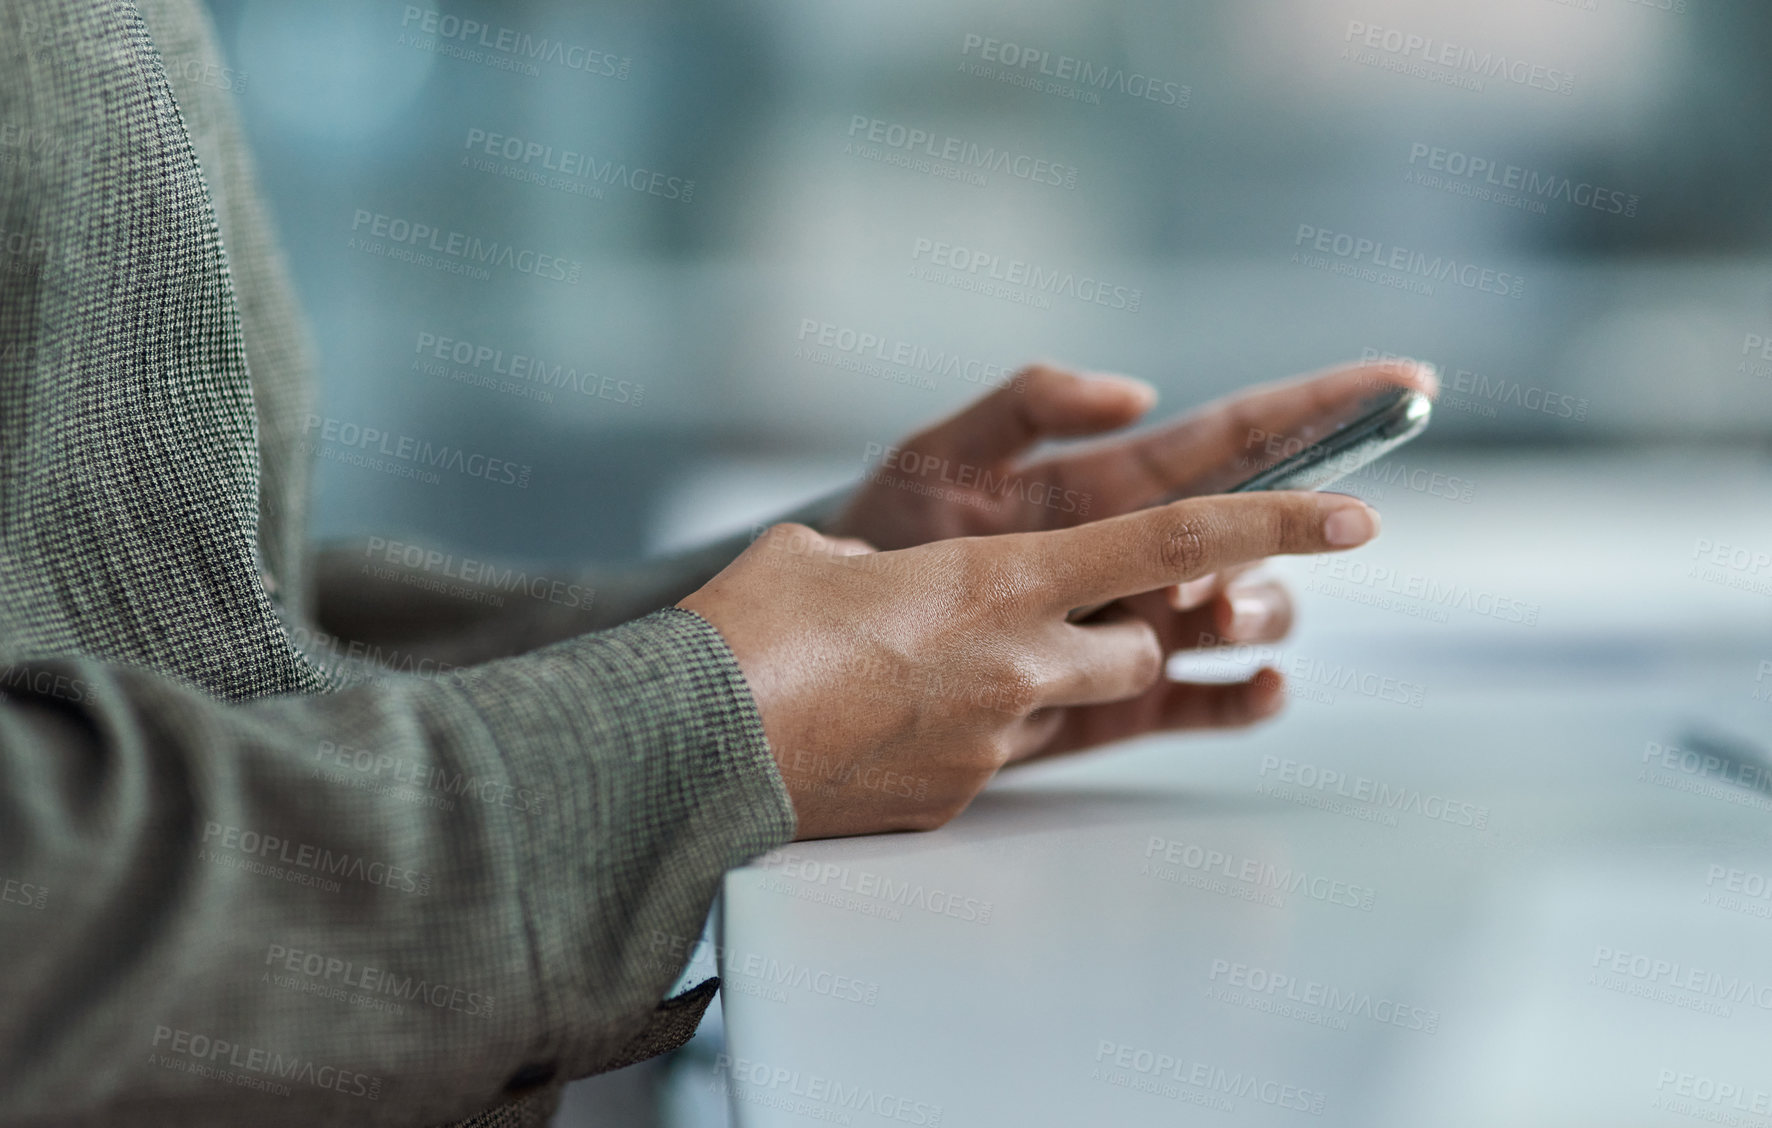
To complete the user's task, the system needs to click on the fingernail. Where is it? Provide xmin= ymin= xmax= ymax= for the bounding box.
xmin=1227 ymin=594 xmax=1270 ymax=640
xmin=1172 ymin=575 xmax=1216 ymax=610
xmin=1092 ymin=372 xmax=1158 ymax=408
xmin=1414 ymin=362 xmax=1440 ymax=396
xmin=1324 ymin=505 xmax=1379 ymax=547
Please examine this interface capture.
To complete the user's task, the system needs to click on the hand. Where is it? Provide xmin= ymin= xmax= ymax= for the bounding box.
xmin=829 ymin=358 xmax=1437 ymax=548
xmin=679 ymin=490 xmax=1382 ymax=839
xmin=827 ymin=357 xmax=1436 ymax=675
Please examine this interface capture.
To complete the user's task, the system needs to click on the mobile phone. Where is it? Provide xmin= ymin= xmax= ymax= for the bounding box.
xmin=1065 ymin=385 xmax=1431 ymax=622
xmin=1228 ymin=385 xmax=1432 ymax=494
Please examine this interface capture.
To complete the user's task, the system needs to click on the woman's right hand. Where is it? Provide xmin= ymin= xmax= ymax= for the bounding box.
xmin=679 ymin=491 xmax=1380 ymax=840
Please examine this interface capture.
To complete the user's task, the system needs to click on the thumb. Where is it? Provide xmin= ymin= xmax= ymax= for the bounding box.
xmin=754 ymin=522 xmax=876 ymax=561
xmin=824 ymin=536 xmax=878 ymax=557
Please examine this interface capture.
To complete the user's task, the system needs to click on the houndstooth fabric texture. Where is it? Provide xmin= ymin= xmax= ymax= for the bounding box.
xmin=0 ymin=2 xmax=797 ymax=1125
xmin=0 ymin=0 xmax=329 ymax=699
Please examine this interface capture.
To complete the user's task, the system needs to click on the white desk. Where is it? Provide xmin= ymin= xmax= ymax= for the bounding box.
xmin=714 ymin=450 xmax=1772 ymax=1127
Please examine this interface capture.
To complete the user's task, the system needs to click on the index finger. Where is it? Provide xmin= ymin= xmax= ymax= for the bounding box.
xmin=1035 ymin=492 xmax=1379 ymax=612
xmin=1047 ymin=359 xmax=1437 ymax=509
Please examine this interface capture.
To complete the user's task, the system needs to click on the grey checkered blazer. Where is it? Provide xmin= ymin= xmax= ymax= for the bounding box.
xmin=0 ymin=1 xmax=803 ymax=1124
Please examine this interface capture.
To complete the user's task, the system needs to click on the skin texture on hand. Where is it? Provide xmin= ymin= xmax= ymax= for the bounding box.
xmin=829 ymin=358 xmax=1436 ymax=638
xmin=828 ymin=359 xmax=1436 ymax=548
xmin=680 ymin=489 xmax=1382 ymax=840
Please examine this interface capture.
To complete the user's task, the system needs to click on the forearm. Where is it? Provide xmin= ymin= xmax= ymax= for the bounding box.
xmin=309 ymin=489 xmax=849 ymax=667
xmin=0 ymin=609 xmax=794 ymax=1127
xmin=308 ymin=534 xmax=741 ymax=666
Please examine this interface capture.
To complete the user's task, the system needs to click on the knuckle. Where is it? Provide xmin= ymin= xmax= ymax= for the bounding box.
xmin=1023 ymin=363 xmax=1074 ymax=395
xmin=961 ymin=545 xmax=1039 ymax=613
xmin=759 ymin=521 xmax=816 ymax=554
xmin=895 ymin=428 xmax=940 ymax=459
xmin=992 ymin=662 xmax=1044 ymax=717
xmin=992 ymin=726 xmax=1020 ymax=761
xmin=986 ymin=735 xmax=1018 ymax=771
xmin=1158 ymin=515 xmax=1211 ymax=578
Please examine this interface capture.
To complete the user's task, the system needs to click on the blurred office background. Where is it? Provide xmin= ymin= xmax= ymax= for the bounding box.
xmin=205 ymin=0 xmax=1772 ymax=566
xmin=199 ymin=0 xmax=1772 ymax=1124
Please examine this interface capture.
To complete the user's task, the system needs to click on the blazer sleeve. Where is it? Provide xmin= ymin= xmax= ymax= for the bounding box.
xmin=0 ymin=608 xmax=795 ymax=1128
xmin=306 ymin=489 xmax=850 ymax=669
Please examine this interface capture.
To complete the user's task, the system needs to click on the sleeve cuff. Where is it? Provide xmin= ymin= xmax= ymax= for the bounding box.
xmin=446 ymin=606 xmax=795 ymax=1076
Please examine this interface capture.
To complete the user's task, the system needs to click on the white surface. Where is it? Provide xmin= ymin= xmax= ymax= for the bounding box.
xmin=713 ymin=450 xmax=1772 ymax=1127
